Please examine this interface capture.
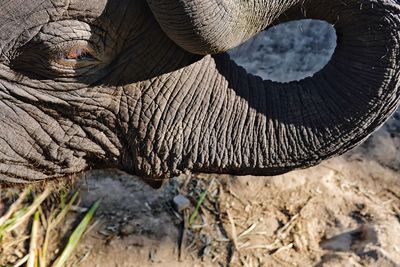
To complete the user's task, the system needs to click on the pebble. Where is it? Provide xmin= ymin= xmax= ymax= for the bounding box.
xmin=120 ymin=223 xmax=135 ymax=236
xmin=173 ymin=195 xmax=191 ymax=213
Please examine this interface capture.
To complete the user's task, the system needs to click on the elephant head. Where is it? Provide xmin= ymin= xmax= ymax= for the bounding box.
xmin=0 ymin=0 xmax=399 ymax=187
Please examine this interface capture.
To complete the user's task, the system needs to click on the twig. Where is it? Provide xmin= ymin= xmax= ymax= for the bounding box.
xmin=178 ymin=209 xmax=188 ymax=262
xmin=73 ymin=247 xmax=92 ymax=266
xmin=277 ymin=214 xmax=299 ymax=239
xmin=13 ymin=254 xmax=29 ymax=267
xmin=238 ymin=223 xmax=258 ymax=239
xmin=228 ymin=189 xmax=247 ymax=207
xmin=227 ymin=209 xmax=239 ymax=250
xmin=273 ymin=243 xmax=294 ymax=255
xmin=241 ymin=240 xmax=280 ymax=251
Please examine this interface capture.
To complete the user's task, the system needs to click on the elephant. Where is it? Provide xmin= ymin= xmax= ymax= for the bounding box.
xmin=0 ymin=0 xmax=399 ymax=188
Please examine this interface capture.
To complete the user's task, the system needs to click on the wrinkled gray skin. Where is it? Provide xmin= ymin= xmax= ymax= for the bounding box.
xmin=0 ymin=0 xmax=399 ymax=188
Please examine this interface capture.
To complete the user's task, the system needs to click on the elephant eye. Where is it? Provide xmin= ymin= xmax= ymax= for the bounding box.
xmin=54 ymin=43 xmax=99 ymax=68
xmin=62 ymin=47 xmax=95 ymax=62
xmin=9 ymin=20 xmax=117 ymax=80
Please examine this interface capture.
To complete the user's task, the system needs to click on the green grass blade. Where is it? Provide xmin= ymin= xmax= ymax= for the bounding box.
xmin=0 ymin=188 xmax=31 ymax=226
xmin=27 ymin=211 xmax=40 ymax=267
xmin=52 ymin=200 xmax=100 ymax=267
xmin=53 ymin=191 xmax=79 ymax=227
xmin=189 ymin=190 xmax=207 ymax=225
xmin=0 ymin=188 xmax=51 ymax=238
xmin=59 ymin=190 xmax=68 ymax=209
xmin=0 ymin=208 xmax=28 ymax=238
xmin=42 ymin=191 xmax=79 ymax=265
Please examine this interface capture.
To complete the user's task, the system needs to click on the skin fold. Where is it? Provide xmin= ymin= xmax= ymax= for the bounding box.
xmin=0 ymin=0 xmax=399 ymax=187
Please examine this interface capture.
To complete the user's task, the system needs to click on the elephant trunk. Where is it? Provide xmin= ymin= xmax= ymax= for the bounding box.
xmin=147 ymin=0 xmax=300 ymax=55
xmin=135 ymin=0 xmax=400 ymax=182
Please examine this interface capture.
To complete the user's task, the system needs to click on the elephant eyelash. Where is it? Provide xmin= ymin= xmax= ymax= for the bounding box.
xmin=54 ymin=43 xmax=99 ymax=68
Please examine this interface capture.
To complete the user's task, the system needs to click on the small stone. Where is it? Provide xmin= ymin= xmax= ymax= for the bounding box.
xmin=173 ymin=195 xmax=191 ymax=213
xmin=263 ymin=216 xmax=280 ymax=237
xmin=245 ymin=204 xmax=251 ymax=213
xmin=120 ymin=222 xmax=135 ymax=236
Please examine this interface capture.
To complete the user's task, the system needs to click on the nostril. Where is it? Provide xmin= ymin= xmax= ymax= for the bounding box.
xmin=228 ymin=19 xmax=337 ymax=83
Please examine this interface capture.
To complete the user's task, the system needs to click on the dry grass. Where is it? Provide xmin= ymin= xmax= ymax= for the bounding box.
xmin=0 ymin=185 xmax=99 ymax=267
xmin=173 ymin=174 xmax=317 ymax=266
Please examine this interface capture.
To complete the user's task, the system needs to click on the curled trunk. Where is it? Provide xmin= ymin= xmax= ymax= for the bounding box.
xmin=136 ymin=0 xmax=400 ymax=180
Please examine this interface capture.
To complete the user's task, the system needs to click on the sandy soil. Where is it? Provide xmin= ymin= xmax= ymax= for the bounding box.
xmin=1 ymin=20 xmax=399 ymax=267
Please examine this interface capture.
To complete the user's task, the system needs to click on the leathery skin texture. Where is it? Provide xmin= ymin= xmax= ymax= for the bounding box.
xmin=0 ymin=0 xmax=399 ymax=187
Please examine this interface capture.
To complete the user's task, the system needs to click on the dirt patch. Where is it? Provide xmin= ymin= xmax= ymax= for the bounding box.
xmin=67 ymin=139 xmax=399 ymax=267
